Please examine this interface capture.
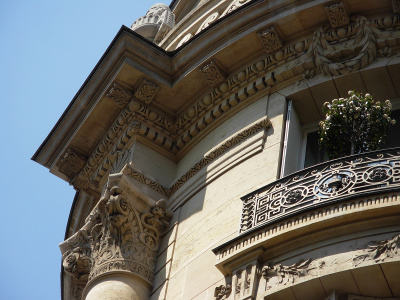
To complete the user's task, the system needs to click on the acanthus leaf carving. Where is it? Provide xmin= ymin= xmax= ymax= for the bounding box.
xmin=326 ymin=2 xmax=350 ymax=29
xmin=258 ymin=26 xmax=283 ymax=54
xmin=133 ymin=78 xmax=160 ymax=105
xmin=200 ymin=60 xmax=226 ymax=87
xmin=106 ymin=82 xmax=132 ymax=108
xmin=60 ymin=183 xmax=172 ymax=290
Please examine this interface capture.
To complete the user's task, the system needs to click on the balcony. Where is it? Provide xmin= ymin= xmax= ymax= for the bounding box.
xmin=240 ymin=147 xmax=400 ymax=234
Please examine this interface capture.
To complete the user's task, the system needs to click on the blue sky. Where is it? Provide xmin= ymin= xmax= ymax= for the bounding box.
xmin=0 ymin=1 xmax=159 ymax=298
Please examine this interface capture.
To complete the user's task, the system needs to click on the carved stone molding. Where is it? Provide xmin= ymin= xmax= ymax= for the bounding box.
xmin=262 ymin=259 xmax=312 ymax=288
xmin=214 ymin=284 xmax=232 ymax=300
xmin=258 ymin=26 xmax=283 ymax=54
xmin=326 ymin=2 xmax=349 ymax=29
xmin=60 ymin=182 xmax=172 ymax=297
xmin=200 ymin=60 xmax=226 ymax=87
xmin=106 ymin=82 xmax=132 ymax=108
xmin=133 ymin=78 xmax=160 ymax=105
xmin=393 ymin=0 xmax=400 ymax=14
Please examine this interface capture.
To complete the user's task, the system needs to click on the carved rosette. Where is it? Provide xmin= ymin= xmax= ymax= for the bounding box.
xmin=326 ymin=2 xmax=349 ymax=28
xmin=258 ymin=26 xmax=283 ymax=54
xmin=60 ymin=185 xmax=172 ymax=294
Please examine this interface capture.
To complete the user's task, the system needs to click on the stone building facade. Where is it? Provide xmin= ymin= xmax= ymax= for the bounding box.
xmin=33 ymin=0 xmax=400 ymax=299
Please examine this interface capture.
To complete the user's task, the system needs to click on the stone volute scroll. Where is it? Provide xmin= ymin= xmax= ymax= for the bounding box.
xmin=131 ymin=3 xmax=175 ymax=44
xmin=60 ymin=172 xmax=172 ymax=300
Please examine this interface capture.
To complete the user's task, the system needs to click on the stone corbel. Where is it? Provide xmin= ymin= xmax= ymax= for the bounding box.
xmin=200 ymin=60 xmax=227 ymax=87
xmin=133 ymin=78 xmax=160 ymax=105
xmin=258 ymin=26 xmax=283 ymax=54
xmin=60 ymin=172 xmax=172 ymax=300
xmin=105 ymin=82 xmax=132 ymax=108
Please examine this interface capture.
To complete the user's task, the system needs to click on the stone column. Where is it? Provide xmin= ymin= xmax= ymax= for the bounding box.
xmin=60 ymin=174 xmax=171 ymax=300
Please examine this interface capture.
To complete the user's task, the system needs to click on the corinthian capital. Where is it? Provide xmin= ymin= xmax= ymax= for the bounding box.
xmin=60 ymin=177 xmax=172 ymax=299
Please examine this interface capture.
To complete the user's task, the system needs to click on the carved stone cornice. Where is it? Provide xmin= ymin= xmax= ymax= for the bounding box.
xmin=326 ymin=2 xmax=350 ymax=29
xmin=60 ymin=181 xmax=172 ymax=295
xmin=67 ymin=15 xmax=400 ymax=194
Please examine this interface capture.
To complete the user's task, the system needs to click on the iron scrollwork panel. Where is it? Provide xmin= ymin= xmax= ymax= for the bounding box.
xmin=240 ymin=149 xmax=400 ymax=234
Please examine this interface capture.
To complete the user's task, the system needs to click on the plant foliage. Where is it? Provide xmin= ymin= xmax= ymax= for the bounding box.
xmin=319 ymin=91 xmax=395 ymax=159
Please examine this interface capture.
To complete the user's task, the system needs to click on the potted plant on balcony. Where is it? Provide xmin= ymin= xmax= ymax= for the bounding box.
xmin=319 ymin=91 xmax=395 ymax=159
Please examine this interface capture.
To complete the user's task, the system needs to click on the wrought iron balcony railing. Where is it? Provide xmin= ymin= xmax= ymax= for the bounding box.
xmin=240 ymin=148 xmax=400 ymax=234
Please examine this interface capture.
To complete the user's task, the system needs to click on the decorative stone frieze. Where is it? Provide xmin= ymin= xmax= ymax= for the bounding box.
xmin=258 ymin=26 xmax=283 ymax=54
xmin=60 ymin=180 xmax=172 ymax=297
xmin=106 ymin=82 xmax=132 ymax=108
xmin=214 ymin=284 xmax=231 ymax=300
xmin=262 ymin=259 xmax=312 ymax=287
xmin=240 ymin=148 xmax=400 ymax=234
xmin=200 ymin=60 xmax=226 ymax=87
xmin=326 ymin=2 xmax=349 ymax=28
xmin=133 ymin=78 xmax=160 ymax=105
xmin=196 ymin=12 xmax=220 ymax=34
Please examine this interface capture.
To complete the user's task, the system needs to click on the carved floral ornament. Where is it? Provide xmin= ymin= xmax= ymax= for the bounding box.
xmin=60 ymin=185 xmax=172 ymax=298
